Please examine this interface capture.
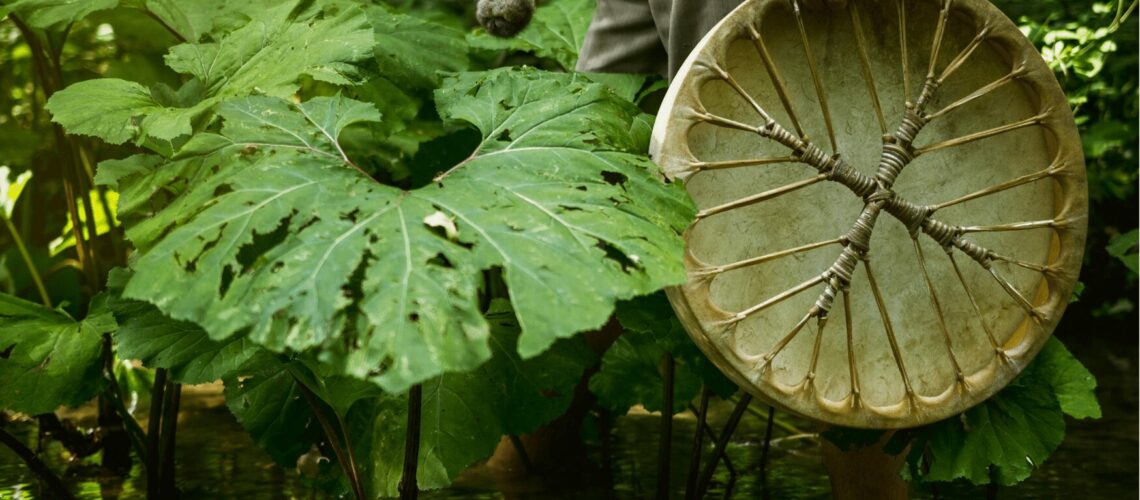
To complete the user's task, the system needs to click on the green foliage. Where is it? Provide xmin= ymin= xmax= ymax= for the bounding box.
xmin=0 ymin=0 xmax=119 ymax=30
xmin=369 ymin=3 xmax=470 ymax=89
xmin=1107 ymin=229 xmax=1139 ymax=274
xmin=105 ymin=268 xmax=263 ymax=385
xmin=0 ymin=293 xmax=112 ymax=414
xmin=905 ymin=338 xmax=1101 ymax=486
xmin=48 ymin=189 xmax=117 ymax=257
xmin=0 ymin=166 xmax=31 ymax=219
xmin=94 ymin=68 xmax=689 ymax=394
xmin=348 ymin=302 xmax=595 ymax=496
xmin=224 ymin=357 xmax=326 ymax=467
xmin=46 ymin=0 xmax=375 ymax=145
xmin=221 ymin=301 xmax=594 ymax=497
xmin=590 ymin=293 xmax=736 ymax=415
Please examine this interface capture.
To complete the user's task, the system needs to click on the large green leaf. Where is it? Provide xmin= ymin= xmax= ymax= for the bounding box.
xmin=907 ymin=338 xmax=1099 ymax=486
xmin=46 ymin=0 xmax=374 ymax=145
xmin=106 ymin=269 xmax=262 ymax=385
xmin=349 ymin=303 xmax=595 ymax=496
xmin=0 ymin=0 xmax=119 ymax=29
xmin=0 ymin=293 xmax=113 ymax=414
xmin=913 ymin=381 xmax=1064 ymax=486
xmin=368 ymin=5 xmax=469 ymax=89
xmin=468 ymin=0 xmax=595 ymax=70
xmin=101 ymin=68 xmax=691 ymax=393
xmin=1023 ymin=338 xmax=1101 ymax=419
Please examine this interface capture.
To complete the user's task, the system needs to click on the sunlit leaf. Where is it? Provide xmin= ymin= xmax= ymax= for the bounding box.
xmin=163 ymin=0 xmax=373 ymax=95
xmin=0 ymin=166 xmax=32 ymax=219
xmin=49 ymin=189 xmax=119 ymax=257
xmin=100 ymin=69 xmax=690 ymax=394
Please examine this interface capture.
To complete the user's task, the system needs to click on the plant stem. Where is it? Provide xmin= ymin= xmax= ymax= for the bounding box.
xmin=294 ymin=376 xmax=365 ymax=500
xmin=143 ymin=9 xmax=189 ymax=43
xmin=399 ymin=384 xmax=423 ymax=500
xmin=507 ymin=434 xmax=535 ymax=474
xmin=740 ymin=398 xmax=803 ymax=435
xmin=146 ymin=369 xmax=167 ymax=498
xmin=684 ymin=386 xmax=711 ymax=500
xmin=0 ymin=426 xmax=76 ymax=500
xmin=159 ymin=382 xmax=180 ymax=497
xmin=686 ymin=403 xmax=737 ymax=477
xmin=759 ymin=406 xmax=775 ymax=474
xmin=98 ymin=336 xmax=130 ymax=471
xmin=1 ymin=215 xmax=50 ymax=306
xmin=655 ymin=353 xmax=674 ymax=500
xmin=695 ymin=394 xmax=752 ymax=498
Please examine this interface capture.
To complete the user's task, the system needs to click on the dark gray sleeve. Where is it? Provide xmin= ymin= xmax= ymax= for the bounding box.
xmin=575 ymin=0 xmax=669 ymax=76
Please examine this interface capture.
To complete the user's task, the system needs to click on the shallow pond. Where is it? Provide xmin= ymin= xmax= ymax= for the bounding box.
xmin=1 ymin=323 xmax=1135 ymax=499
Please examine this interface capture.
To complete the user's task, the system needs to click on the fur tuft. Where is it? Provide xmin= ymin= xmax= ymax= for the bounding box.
xmin=476 ymin=0 xmax=536 ymax=38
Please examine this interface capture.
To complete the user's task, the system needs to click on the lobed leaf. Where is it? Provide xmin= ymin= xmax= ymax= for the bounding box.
xmin=0 ymin=293 xmax=112 ymax=414
xmin=109 ymin=69 xmax=692 ymax=394
xmin=46 ymin=0 xmax=374 ymax=146
xmin=163 ymin=0 xmax=372 ymax=95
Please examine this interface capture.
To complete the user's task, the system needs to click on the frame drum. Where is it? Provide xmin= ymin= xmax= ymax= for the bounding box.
xmin=651 ymin=0 xmax=1087 ymax=428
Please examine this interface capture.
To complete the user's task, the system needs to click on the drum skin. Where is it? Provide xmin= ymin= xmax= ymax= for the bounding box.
xmin=651 ymin=0 xmax=1086 ymax=428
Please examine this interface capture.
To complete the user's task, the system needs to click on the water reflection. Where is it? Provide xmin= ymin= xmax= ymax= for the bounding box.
xmin=1 ymin=329 xmax=1134 ymax=499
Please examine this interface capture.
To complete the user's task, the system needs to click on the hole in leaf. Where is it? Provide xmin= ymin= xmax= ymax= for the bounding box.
xmin=297 ymin=217 xmax=319 ymax=233
xmin=426 ymin=252 xmax=454 ymax=269
xmin=219 ymin=265 xmax=235 ymax=297
xmin=235 ymin=217 xmax=292 ymax=276
xmin=596 ymin=240 xmax=640 ymax=273
xmin=341 ymin=251 xmax=371 ymax=303
xmin=558 ymin=205 xmax=584 ymax=212
xmin=409 ymin=313 xmax=419 ymax=322
xmin=0 ymin=344 xmax=14 ymax=359
xmin=601 ymin=171 xmax=628 ymax=186
xmin=213 ymin=184 xmax=234 ymax=198
xmin=497 ymin=129 xmax=511 ymax=142
xmin=369 ymin=356 xmax=394 ymax=377
xmin=575 ymin=185 xmax=588 ymax=191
